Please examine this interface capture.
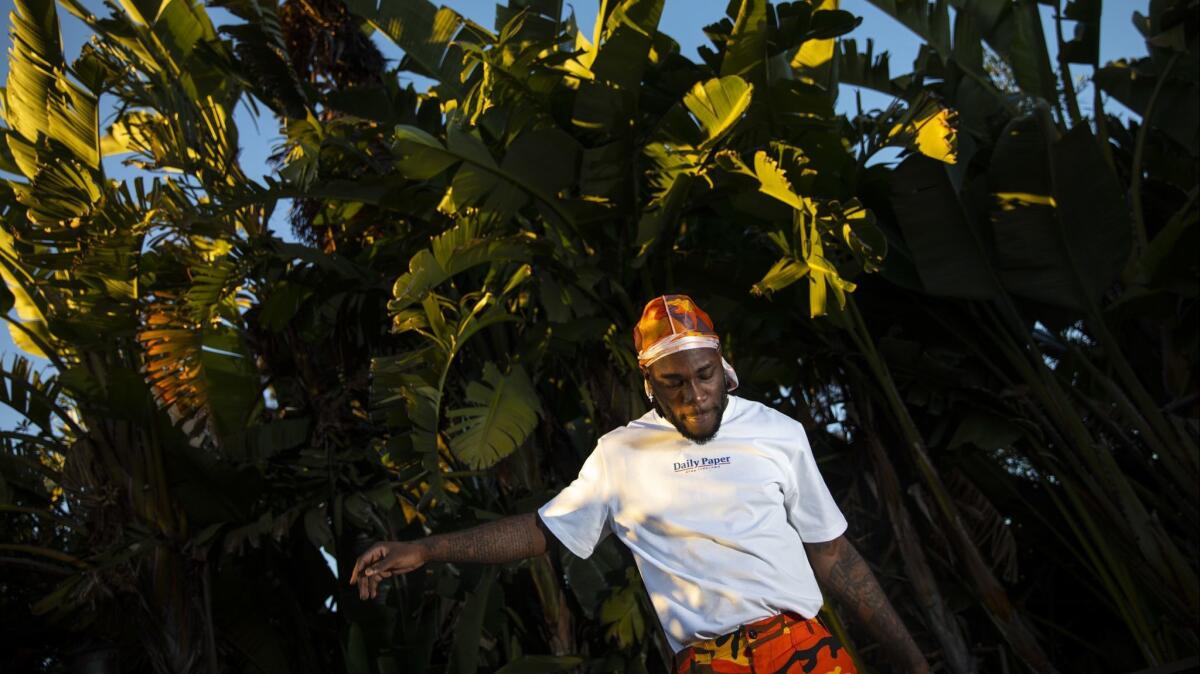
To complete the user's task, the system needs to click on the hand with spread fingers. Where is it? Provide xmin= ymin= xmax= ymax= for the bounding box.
xmin=349 ymin=541 xmax=425 ymax=600
xmin=347 ymin=513 xmax=550 ymax=601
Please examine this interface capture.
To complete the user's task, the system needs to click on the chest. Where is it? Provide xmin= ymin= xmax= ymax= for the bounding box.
xmin=607 ymin=438 xmax=790 ymax=527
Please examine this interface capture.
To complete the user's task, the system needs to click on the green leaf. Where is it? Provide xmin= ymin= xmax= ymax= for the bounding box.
xmin=589 ymin=0 xmax=665 ymax=91
xmin=790 ymin=0 xmax=840 ymax=86
xmin=890 ymin=116 xmax=1132 ymax=313
xmin=0 ymin=274 xmax=16 ymax=315
xmin=12 ymin=155 xmax=102 ymax=226
xmin=388 ymin=220 xmax=534 ymax=313
xmin=446 ymin=363 xmax=541 ymax=469
xmin=224 ymin=418 xmax=311 ymax=462
xmin=731 ymin=150 xmax=807 ymax=210
xmin=836 ymin=38 xmax=902 ymax=97
xmin=599 ymin=569 xmax=645 ymax=648
xmin=393 ymin=125 xmax=463 ymax=179
xmin=806 ymin=8 xmax=861 ymax=41
xmin=257 ymin=281 xmax=313 ymax=332
xmin=4 ymin=0 xmax=103 ymax=218
xmin=0 ymin=234 xmax=55 ymax=359
xmin=1137 ymin=193 xmax=1199 ymax=291
xmin=197 ymin=335 xmax=261 ymax=435
xmin=443 ymin=129 xmax=530 ymax=221
xmin=343 ymin=0 xmax=483 ymax=95
xmin=989 ymin=116 xmax=1130 ymax=311
xmin=888 ymin=155 xmax=997 ymax=300
xmin=751 ymin=257 xmax=809 ymax=296
xmin=884 ymin=94 xmax=959 ymax=164
xmin=393 ymin=125 xmax=575 ymax=225
xmin=635 ymin=75 xmax=752 ymax=259
xmin=1046 ymin=123 xmax=1133 ymax=307
xmin=451 ymin=299 xmax=522 ymax=358
xmin=7 ymin=0 xmax=104 ymax=170
xmin=683 ymin=76 xmax=754 ymax=151
xmin=563 ymin=539 xmax=625 ymax=619
xmin=633 ymin=171 xmax=694 ymax=260
xmin=217 ymin=0 xmax=307 ymax=116
xmin=140 ymin=305 xmax=261 ymax=446
xmin=951 ymin=7 xmax=984 ymax=73
xmin=448 ymin=568 xmax=496 ymax=674
xmin=1096 ymin=58 xmax=1200 ymax=157
xmin=953 ymin=0 xmax=1057 ymax=101
xmin=6 ymin=0 xmax=62 ymax=148
xmin=720 ymin=0 xmax=768 ymax=86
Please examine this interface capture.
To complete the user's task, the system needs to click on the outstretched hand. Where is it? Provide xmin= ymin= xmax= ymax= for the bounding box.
xmin=349 ymin=541 xmax=426 ymax=600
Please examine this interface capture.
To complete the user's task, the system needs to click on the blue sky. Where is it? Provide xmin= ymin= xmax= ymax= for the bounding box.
xmin=0 ymin=0 xmax=1149 ymax=431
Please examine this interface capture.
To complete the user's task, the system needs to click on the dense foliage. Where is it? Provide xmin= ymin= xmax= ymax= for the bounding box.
xmin=1 ymin=0 xmax=1195 ymax=672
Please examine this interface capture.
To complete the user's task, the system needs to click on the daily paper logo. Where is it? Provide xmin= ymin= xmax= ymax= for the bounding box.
xmin=673 ymin=456 xmax=732 ymax=473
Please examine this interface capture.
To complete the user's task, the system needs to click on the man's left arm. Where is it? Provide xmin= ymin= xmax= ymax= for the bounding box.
xmin=805 ymin=535 xmax=930 ymax=673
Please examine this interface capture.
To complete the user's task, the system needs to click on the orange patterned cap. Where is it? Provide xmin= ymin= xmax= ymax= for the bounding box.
xmin=633 ymin=295 xmax=739 ymax=392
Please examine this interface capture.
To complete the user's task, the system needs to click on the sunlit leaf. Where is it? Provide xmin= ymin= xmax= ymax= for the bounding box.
xmin=792 ymin=0 xmax=844 ymax=85
xmin=751 ymin=257 xmax=809 ymax=296
xmin=886 ymin=98 xmax=959 ymax=164
xmin=388 ymin=220 xmax=534 ymax=314
xmin=445 ymin=362 xmax=540 ymax=469
xmin=139 ymin=298 xmax=260 ymax=446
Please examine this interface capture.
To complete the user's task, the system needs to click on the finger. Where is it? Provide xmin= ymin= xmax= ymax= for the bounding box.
xmin=350 ymin=549 xmax=370 ymax=585
xmin=372 ymin=571 xmax=394 ymax=597
xmin=357 ymin=576 xmax=369 ymax=601
xmin=350 ymin=546 xmax=382 ymax=584
xmin=355 ymin=546 xmax=385 ymax=584
xmin=364 ymin=553 xmax=393 ymax=578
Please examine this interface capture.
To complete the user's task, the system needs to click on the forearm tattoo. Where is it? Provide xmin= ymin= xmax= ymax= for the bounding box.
xmin=806 ymin=536 xmax=926 ymax=669
xmin=422 ymin=512 xmax=548 ymax=565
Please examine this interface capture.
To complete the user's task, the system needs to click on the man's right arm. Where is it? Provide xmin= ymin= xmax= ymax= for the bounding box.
xmin=350 ymin=512 xmax=551 ymax=599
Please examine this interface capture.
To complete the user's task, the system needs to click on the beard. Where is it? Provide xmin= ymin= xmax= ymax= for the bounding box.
xmin=653 ymin=385 xmax=729 ymax=445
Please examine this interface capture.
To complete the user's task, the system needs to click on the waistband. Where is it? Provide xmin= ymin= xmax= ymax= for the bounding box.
xmin=675 ymin=611 xmax=821 ymax=665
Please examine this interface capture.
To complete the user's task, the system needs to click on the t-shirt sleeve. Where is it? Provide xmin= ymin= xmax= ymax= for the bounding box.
xmin=783 ymin=421 xmax=848 ymax=543
xmin=537 ymin=444 xmax=612 ymax=559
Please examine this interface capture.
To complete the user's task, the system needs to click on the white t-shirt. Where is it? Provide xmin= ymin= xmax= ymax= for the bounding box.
xmin=537 ymin=395 xmax=847 ymax=653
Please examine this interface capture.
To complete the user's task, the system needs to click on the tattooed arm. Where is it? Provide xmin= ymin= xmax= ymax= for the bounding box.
xmin=805 ymin=535 xmax=930 ymax=674
xmin=350 ymin=513 xmax=551 ymax=599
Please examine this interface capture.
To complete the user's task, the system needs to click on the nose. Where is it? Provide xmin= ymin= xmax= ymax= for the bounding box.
xmin=683 ymin=378 xmax=708 ymax=405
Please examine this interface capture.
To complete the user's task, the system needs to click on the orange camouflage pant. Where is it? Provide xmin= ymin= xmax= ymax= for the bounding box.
xmin=674 ymin=611 xmax=857 ymax=674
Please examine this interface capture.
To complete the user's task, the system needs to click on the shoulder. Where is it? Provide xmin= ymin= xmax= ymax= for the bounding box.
xmin=588 ymin=409 xmax=678 ymax=466
xmin=585 ymin=410 xmax=652 ymax=450
xmin=599 ymin=408 xmax=669 ymax=445
xmin=725 ymin=397 xmax=815 ymax=471
xmin=726 ymin=396 xmax=809 ymax=440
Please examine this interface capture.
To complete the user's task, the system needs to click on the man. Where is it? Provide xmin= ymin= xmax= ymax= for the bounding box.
xmin=351 ymin=295 xmax=930 ymax=673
